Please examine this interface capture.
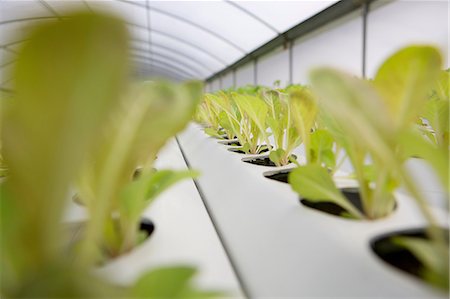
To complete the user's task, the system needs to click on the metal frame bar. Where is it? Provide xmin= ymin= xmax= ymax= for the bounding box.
xmin=134 ymin=63 xmax=187 ymax=80
xmin=134 ymin=63 xmax=187 ymax=81
xmin=132 ymin=56 xmax=196 ymax=79
xmin=0 ymin=39 xmax=26 ymax=49
xmin=362 ymin=1 xmax=371 ymax=78
xmin=131 ymin=48 xmax=205 ymax=77
xmin=0 ymin=87 xmax=14 ymax=94
xmin=127 ymin=22 xmax=228 ymax=66
xmin=288 ymin=41 xmax=293 ymax=85
xmin=145 ymin=0 xmax=152 ymax=72
xmin=207 ymin=0 xmax=371 ymax=82
xmin=38 ymin=0 xmax=62 ymax=20
xmin=131 ymin=44 xmax=210 ymax=74
xmin=253 ymin=58 xmax=257 ymax=85
xmin=132 ymin=53 xmax=200 ymax=78
xmin=0 ymin=16 xmax=59 ymax=26
xmin=79 ymin=1 xmax=225 ymax=67
xmin=117 ymin=0 xmax=246 ymax=53
xmin=0 ymin=59 xmax=15 ymax=69
xmin=1 ymin=46 xmax=18 ymax=55
xmin=232 ymin=69 xmax=236 ymax=88
xmin=224 ymin=0 xmax=278 ymax=34
xmin=132 ymin=39 xmax=215 ymax=72
xmin=82 ymin=0 xmax=93 ymax=12
xmin=0 ymin=44 xmax=202 ymax=79
xmin=2 ymin=37 xmax=217 ymax=73
xmin=0 ymin=16 xmax=228 ymax=67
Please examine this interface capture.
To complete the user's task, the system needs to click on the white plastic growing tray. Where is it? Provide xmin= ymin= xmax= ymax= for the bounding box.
xmin=177 ymin=122 xmax=448 ymax=298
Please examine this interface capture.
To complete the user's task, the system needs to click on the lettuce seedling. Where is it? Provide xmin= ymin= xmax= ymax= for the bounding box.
xmin=232 ymin=92 xmax=273 ymax=154
xmin=291 ymin=46 xmax=443 ymax=220
xmin=77 ymin=80 xmax=202 ymax=264
xmin=1 ymin=11 xmax=220 ymax=298
xmin=421 ymin=70 xmax=449 ymax=149
xmin=258 ymin=87 xmax=300 ymax=166
xmin=1 ymin=11 xmax=129 ymax=297
xmin=291 ymin=45 xmax=448 ymax=289
xmin=287 ymin=85 xmax=318 ymax=165
xmin=206 ymin=91 xmax=243 ymax=141
xmin=393 ymin=235 xmax=448 ymax=290
xmin=197 ymin=93 xmax=225 ymax=138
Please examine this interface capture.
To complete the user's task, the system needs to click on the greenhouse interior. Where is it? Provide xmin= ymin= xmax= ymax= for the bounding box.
xmin=0 ymin=0 xmax=449 ymax=298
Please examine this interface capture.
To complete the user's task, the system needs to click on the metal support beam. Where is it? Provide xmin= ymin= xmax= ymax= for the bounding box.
xmin=145 ymin=0 xmax=152 ymax=72
xmin=128 ymin=22 xmax=228 ymax=66
xmin=131 ymin=45 xmax=209 ymax=74
xmin=38 ymin=0 xmax=62 ymax=20
xmin=133 ymin=56 xmax=197 ymax=79
xmin=288 ymin=41 xmax=293 ymax=85
xmin=232 ymin=69 xmax=236 ymax=88
xmin=362 ymin=0 xmax=370 ymax=78
xmin=207 ymin=0 xmax=371 ymax=82
xmin=135 ymin=63 xmax=187 ymax=81
xmin=224 ymin=0 xmax=278 ymax=34
xmin=117 ymin=0 xmax=245 ymax=53
xmin=82 ymin=0 xmax=93 ymax=12
xmin=132 ymin=52 xmax=201 ymax=77
xmin=253 ymin=58 xmax=258 ymax=85
xmin=0 ymin=17 xmax=228 ymax=67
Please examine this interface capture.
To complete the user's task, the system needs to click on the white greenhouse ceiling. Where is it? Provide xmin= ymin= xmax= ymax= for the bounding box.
xmin=0 ymin=0 xmax=337 ymax=87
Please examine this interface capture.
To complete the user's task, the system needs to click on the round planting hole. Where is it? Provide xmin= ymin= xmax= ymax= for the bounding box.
xmin=219 ymin=140 xmax=242 ymax=146
xmin=263 ymin=169 xmax=293 ymax=183
xmin=67 ymin=218 xmax=156 ymax=262
xmin=228 ymin=145 xmax=269 ymax=155
xmin=139 ymin=218 xmax=156 ymax=237
xmin=370 ymin=227 xmax=449 ymax=289
xmin=300 ymin=187 xmax=364 ymax=218
xmin=133 ymin=167 xmax=158 ymax=180
xmin=242 ymin=154 xmax=297 ymax=167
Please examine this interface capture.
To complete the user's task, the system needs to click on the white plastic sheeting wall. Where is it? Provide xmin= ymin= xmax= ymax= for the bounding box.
xmin=292 ymin=10 xmax=363 ymax=83
xmin=209 ymin=0 xmax=449 ymax=91
xmin=235 ymin=62 xmax=255 ymax=87
xmin=257 ymin=46 xmax=290 ymax=87
xmin=366 ymin=0 xmax=449 ymax=78
xmin=221 ymin=72 xmax=234 ymax=90
xmin=0 ymin=0 xmax=337 ymax=90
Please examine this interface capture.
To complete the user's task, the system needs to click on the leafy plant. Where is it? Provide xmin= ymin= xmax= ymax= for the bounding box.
xmin=232 ymin=92 xmax=273 ymax=155
xmin=309 ymin=128 xmax=340 ymax=173
xmin=1 ymin=11 xmax=129 ymax=297
xmin=1 ymin=11 xmax=219 ymax=298
xmin=291 ymin=46 xmax=442 ymax=220
xmin=258 ymin=88 xmax=294 ymax=166
xmin=285 ymin=85 xmax=318 ymax=166
xmin=76 ymin=80 xmax=202 ymax=264
xmin=393 ymin=235 xmax=448 ymax=290
xmin=196 ymin=93 xmax=225 ymax=138
xmin=420 ymin=69 xmax=449 ymax=150
xmin=206 ymin=91 xmax=242 ymax=141
xmin=290 ymin=45 xmax=448 ymax=290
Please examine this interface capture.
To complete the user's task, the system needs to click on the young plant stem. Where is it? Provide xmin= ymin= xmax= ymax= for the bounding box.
xmin=79 ymin=99 xmax=151 ymax=266
xmin=398 ymin=162 xmax=447 ymax=249
xmin=371 ymin=166 xmax=393 ymax=218
xmin=119 ymin=152 xmax=157 ymax=253
xmin=333 ymin=146 xmax=345 ymax=175
xmin=349 ymin=150 xmax=371 ymax=219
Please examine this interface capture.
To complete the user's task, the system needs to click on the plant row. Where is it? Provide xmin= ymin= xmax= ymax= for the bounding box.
xmin=195 ymin=46 xmax=449 ymax=291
